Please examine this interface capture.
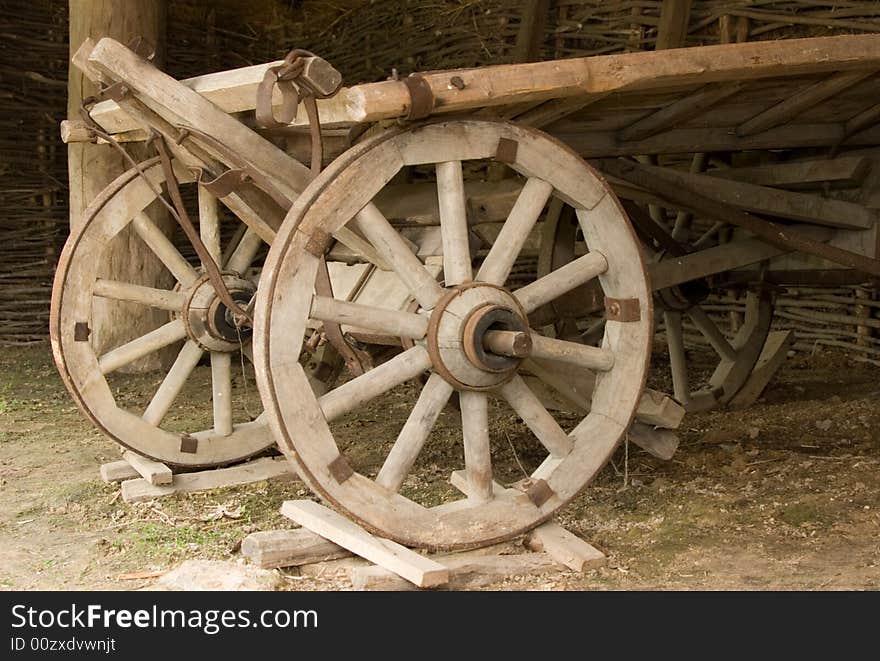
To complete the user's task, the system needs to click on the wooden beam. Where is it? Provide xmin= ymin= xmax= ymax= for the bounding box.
xmin=86 ymin=38 xmax=312 ymax=199
xmin=560 ymin=123 xmax=880 ymax=158
xmin=122 ymin=450 xmax=172 ymax=486
xmin=281 ymin=500 xmax=449 ymax=588
xmin=602 ymin=161 xmax=877 ymax=230
xmin=618 ymin=82 xmax=746 ymax=142
xmin=737 ymin=70 xmax=876 ymax=136
xmin=602 ymin=159 xmax=880 ymax=277
xmin=241 ymin=529 xmax=352 ymax=569
xmin=655 ymin=0 xmax=693 ymax=51
xmin=708 ymin=156 xmax=870 ymax=189
xmin=86 ymin=34 xmax=880 ymax=135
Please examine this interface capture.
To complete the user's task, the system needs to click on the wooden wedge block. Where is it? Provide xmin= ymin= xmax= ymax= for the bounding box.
xmin=122 ymin=450 xmax=173 ymax=486
xmin=636 ymin=390 xmax=686 ymax=429
xmin=525 ymin=521 xmax=607 ymax=572
xmin=628 ymin=422 xmax=680 ymax=461
xmin=350 ymin=551 xmax=560 ymax=591
xmin=121 ymin=456 xmax=294 ymax=503
xmin=281 ymin=500 xmax=448 ymax=588
xmin=730 ymin=330 xmax=794 ymax=409
xmin=241 ymin=529 xmax=352 ymax=569
xmin=100 ymin=460 xmax=140 ymax=483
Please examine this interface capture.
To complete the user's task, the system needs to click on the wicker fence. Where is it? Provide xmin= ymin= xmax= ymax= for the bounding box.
xmin=0 ymin=0 xmax=877 ymax=357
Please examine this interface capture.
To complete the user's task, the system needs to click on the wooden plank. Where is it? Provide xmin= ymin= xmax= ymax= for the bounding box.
xmin=618 ymin=82 xmax=747 ymax=142
xmin=100 ymin=460 xmax=139 ymax=483
xmin=120 ymin=456 xmax=295 ymax=503
xmin=280 ymin=500 xmax=449 ymax=588
xmin=350 ymin=551 xmax=561 ymax=591
xmin=525 ymin=521 xmax=607 ymax=572
xmin=627 ymin=422 xmax=680 ymax=461
xmin=241 ymin=529 xmax=352 ymax=569
xmin=655 ymin=0 xmax=693 ymax=51
xmin=85 ymin=34 xmax=880 ymax=134
xmin=708 ymin=155 xmax=870 ymax=189
xmin=730 ymin=330 xmax=794 ymax=408
xmin=737 ymin=70 xmax=876 ymax=136
xmin=602 ymin=162 xmax=876 ymax=230
xmin=122 ymin=450 xmax=172 ymax=486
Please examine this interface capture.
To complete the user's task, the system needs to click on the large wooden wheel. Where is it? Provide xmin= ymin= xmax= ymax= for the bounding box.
xmin=51 ymin=159 xmax=274 ymax=467
xmin=538 ymin=201 xmax=774 ymax=412
xmin=255 ymin=120 xmax=653 ymax=550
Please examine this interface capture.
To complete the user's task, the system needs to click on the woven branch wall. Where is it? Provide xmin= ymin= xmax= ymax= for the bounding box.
xmin=0 ymin=0 xmax=878 ymax=352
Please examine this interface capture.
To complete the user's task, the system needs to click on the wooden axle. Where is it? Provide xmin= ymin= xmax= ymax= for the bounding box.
xmin=482 ymin=330 xmax=615 ymax=372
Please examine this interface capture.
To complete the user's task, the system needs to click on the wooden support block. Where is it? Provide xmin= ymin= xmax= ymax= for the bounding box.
xmin=120 ymin=456 xmax=294 ymax=503
xmin=350 ymin=551 xmax=561 ymax=591
xmin=122 ymin=450 xmax=172 ymax=486
xmin=241 ymin=529 xmax=352 ymax=569
xmin=730 ymin=330 xmax=795 ymax=409
xmin=627 ymin=422 xmax=680 ymax=461
xmin=525 ymin=521 xmax=607 ymax=572
xmin=100 ymin=460 xmax=140 ymax=483
xmin=281 ymin=500 xmax=449 ymax=588
xmin=637 ymin=389 xmax=685 ymax=429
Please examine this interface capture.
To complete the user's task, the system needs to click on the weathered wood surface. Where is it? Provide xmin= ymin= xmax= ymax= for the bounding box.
xmin=241 ymin=529 xmax=352 ymax=569
xmin=122 ymin=450 xmax=172 ymax=486
xmin=121 ymin=456 xmax=295 ymax=503
xmin=524 ymin=521 xmax=607 ymax=572
xmin=84 ymin=34 xmax=880 ymax=134
xmin=281 ymin=500 xmax=449 ymax=588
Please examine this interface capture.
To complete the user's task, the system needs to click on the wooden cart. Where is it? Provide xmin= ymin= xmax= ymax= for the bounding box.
xmin=53 ymin=34 xmax=880 ymax=549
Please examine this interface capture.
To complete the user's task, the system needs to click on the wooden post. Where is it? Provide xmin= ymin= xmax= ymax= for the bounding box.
xmin=656 ymin=0 xmax=693 ymax=51
xmin=68 ymin=1 xmax=172 ymax=370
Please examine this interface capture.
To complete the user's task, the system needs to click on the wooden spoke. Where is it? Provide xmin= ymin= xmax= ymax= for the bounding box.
xmin=310 ymin=296 xmax=428 ymax=340
xmin=198 ymin=186 xmax=221 ymax=265
xmin=459 ymin=390 xmax=493 ymax=503
xmin=476 ymin=178 xmax=553 ymax=285
xmin=142 ymin=340 xmax=204 ymax=426
xmin=375 ymin=374 xmax=455 ymax=492
xmin=93 ymin=279 xmax=186 ymax=311
xmin=224 ymin=227 xmax=264 ymax=275
xmin=132 ymin=212 xmax=198 ymax=287
xmin=436 ymin=160 xmax=472 ymax=285
xmin=211 ymin=352 xmax=233 ymax=436
xmin=499 ymin=375 xmax=573 ymax=458
xmin=664 ymin=310 xmax=690 ymax=405
xmin=98 ymin=319 xmax=188 ymax=375
xmin=529 ymin=333 xmax=615 ymax=372
xmin=687 ymin=305 xmax=737 ymax=362
xmin=514 ymin=251 xmax=607 ymax=313
xmin=318 ymin=345 xmax=432 ymax=422
xmin=354 ymin=202 xmax=445 ymax=310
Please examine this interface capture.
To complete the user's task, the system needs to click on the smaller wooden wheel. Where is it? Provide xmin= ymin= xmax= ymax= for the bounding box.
xmin=256 ymin=120 xmax=653 ymax=550
xmin=538 ymin=200 xmax=774 ymax=412
xmin=51 ymin=159 xmax=274 ymax=467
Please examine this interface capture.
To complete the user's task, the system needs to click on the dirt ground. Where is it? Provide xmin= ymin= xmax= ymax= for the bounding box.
xmin=1 ymin=343 xmax=878 ymax=591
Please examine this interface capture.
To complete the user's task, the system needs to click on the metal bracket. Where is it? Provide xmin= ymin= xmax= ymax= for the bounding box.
xmin=197 ymin=168 xmax=250 ymax=198
xmin=180 ymin=434 xmax=199 ymax=454
xmin=403 ymin=75 xmax=435 ymax=120
xmin=527 ymin=479 xmax=554 ymax=508
xmin=605 ymin=297 xmax=641 ymax=322
xmin=495 ymin=138 xmax=518 ymax=164
xmin=74 ymin=322 xmax=91 ymax=342
xmin=328 ymin=455 xmax=354 ymax=484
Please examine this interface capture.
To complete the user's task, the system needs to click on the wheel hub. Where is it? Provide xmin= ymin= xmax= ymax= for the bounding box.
xmin=426 ymin=283 xmax=529 ymax=390
xmin=181 ymin=273 xmax=256 ymax=351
